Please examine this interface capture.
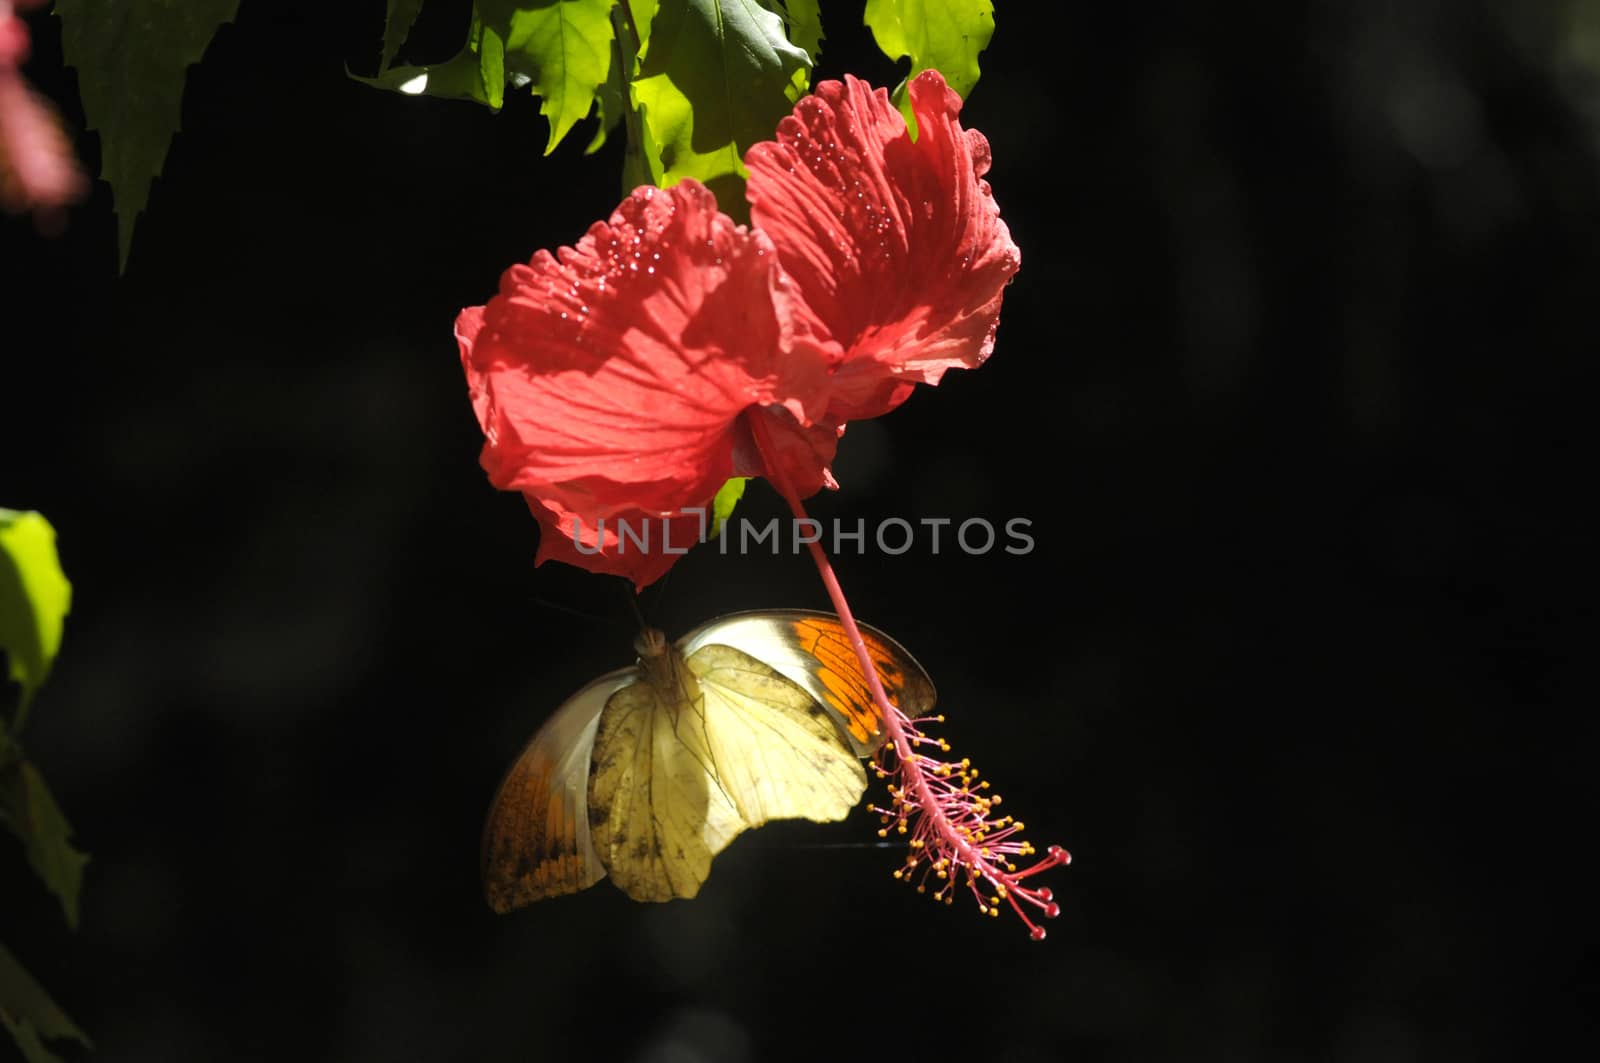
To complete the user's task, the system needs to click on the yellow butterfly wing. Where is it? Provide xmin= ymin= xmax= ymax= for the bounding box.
xmin=690 ymin=642 xmax=868 ymax=835
xmin=587 ymin=638 xmax=870 ymax=902
xmin=680 ymin=609 xmax=937 ymax=756
xmin=586 ymin=654 xmax=746 ymax=902
xmin=485 ymin=611 xmax=937 ymax=910
xmin=480 ymin=668 xmax=631 ymax=913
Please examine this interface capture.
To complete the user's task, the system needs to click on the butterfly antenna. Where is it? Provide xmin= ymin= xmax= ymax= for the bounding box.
xmin=757 ymin=841 xmax=901 ymax=851
xmin=620 ymin=577 xmax=649 ymax=632
xmin=531 ymin=596 xmax=613 ymax=625
xmin=641 ymin=565 xmax=674 ymax=625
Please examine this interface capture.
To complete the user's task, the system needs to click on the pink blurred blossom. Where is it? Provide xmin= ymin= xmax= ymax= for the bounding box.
xmin=0 ymin=1 xmax=86 ymax=220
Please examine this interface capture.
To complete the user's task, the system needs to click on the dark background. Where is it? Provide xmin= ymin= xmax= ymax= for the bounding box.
xmin=2 ymin=1 xmax=1591 ymax=1060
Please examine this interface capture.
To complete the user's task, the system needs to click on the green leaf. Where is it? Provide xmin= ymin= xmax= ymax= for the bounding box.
xmin=0 ymin=760 xmax=91 ymax=930
xmin=586 ymin=30 xmax=628 ymax=154
xmin=0 ymin=511 xmax=71 ymax=723
xmin=380 ymin=0 xmax=427 ymax=71
xmin=708 ymin=478 xmax=747 ymax=539
xmin=762 ymin=0 xmax=823 ymax=62
xmin=358 ymin=3 xmax=618 ymax=154
xmin=352 ymin=13 xmax=501 ymax=105
xmin=1 ymin=1014 xmax=65 ymax=1063
xmin=863 ymin=0 xmax=994 ymax=133
xmin=0 ymin=941 xmax=91 ymax=1061
xmin=586 ymin=0 xmax=656 ymax=158
xmin=633 ymin=0 xmax=811 ymax=212
xmin=352 ymin=54 xmax=496 ymax=106
xmin=481 ymin=0 xmax=618 ymax=154
xmin=479 ymin=20 xmax=509 ymax=109
xmin=1 ymin=1016 xmax=63 ymax=1063
xmin=628 ymin=0 xmax=662 ymax=46
xmin=630 ymin=93 xmax=667 ymax=187
xmin=56 ymin=0 xmax=242 ymax=272
xmin=755 ymin=0 xmax=822 ymax=97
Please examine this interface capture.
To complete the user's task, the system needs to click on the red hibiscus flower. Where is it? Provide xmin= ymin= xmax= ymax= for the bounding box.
xmin=456 ymin=70 xmax=1019 ymax=587
xmin=458 ymin=69 xmax=1069 ymax=939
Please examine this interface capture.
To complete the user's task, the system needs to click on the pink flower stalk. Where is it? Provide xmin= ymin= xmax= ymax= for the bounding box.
xmin=751 ymin=413 xmax=1070 ymax=939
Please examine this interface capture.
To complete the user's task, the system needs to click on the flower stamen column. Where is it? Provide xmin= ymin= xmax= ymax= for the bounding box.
xmin=748 ymin=411 xmax=1070 ymax=939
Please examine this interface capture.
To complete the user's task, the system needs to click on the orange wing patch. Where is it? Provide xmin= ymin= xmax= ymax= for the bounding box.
xmin=786 ymin=616 xmax=933 ymax=748
xmin=482 ymin=746 xmax=595 ymax=913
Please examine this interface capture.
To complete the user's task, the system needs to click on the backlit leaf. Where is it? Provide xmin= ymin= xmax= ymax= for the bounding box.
xmin=56 ymin=0 xmax=242 ymax=271
xmin=863 ymin=0 xmax=994 ymax=133
xmin=482 ymin=0 xmax=617 ymax=154
xmin=0 ymin=511 xmax=71 ymax=718
xmin=351 ymin=16 xmax=500 ymax=107
xmin=761 ymin=0 xmax=823 ymax=63
xmin=479 ymin=19 xmax=509 ymax=109
xmin=359 ymin=3 xmax=618 ymax=154
xmin=708 ymin=477 xmax=747 ymax=539
xmin=0 ymin=941 xmax=90 ymax=1061
xmin=587 ymin=0 xmax=656 ymax=163
xmin=0 ymin=760 xmax=91 ymax=929
xmin=586 ymin=26 xmax=629 ymax=154
xmin=633 ymin=0 xmax=810 ymax=212
xmin=380 ymin=0 xmax=427 ymax=71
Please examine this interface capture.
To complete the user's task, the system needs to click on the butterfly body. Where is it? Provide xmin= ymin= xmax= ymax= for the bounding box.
xmin=482 ymin=610 xmax=934 ymax=913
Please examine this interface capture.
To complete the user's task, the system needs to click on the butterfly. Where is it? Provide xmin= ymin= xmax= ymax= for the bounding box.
xmin=481 ymin=609 xmax=936 ymax=912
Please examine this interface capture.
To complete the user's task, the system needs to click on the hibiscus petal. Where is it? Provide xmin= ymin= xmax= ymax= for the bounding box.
xmin=733 ymin=406 xmax=844 ymax=500
xmin=457 ymin=181 xmax=832 ymax=532
xmin=746 ymin=70 xmax=1021 ymax=422
xmin=525 ymin=493 xmax=707 ymax=589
